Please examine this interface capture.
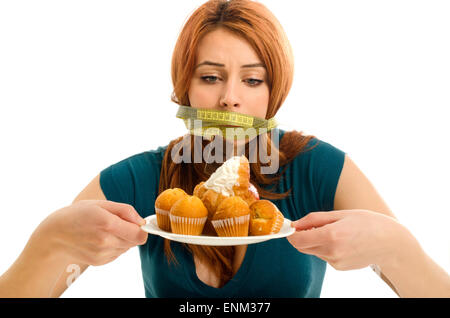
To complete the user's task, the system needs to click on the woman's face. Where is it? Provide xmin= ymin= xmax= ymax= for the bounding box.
xmin=188 ymin=28 xmax=270 ymax=119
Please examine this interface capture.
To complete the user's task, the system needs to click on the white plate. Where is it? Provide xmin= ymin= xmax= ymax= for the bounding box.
xmin=141 ymin=214 xmax=295 ymax=246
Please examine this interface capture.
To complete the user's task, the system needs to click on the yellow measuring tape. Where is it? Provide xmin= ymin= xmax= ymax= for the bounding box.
xmin=176 ymin=105 xmax=278 ymax=140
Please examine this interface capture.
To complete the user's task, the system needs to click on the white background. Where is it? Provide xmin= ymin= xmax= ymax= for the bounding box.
xmin=0 ymin=0 xmax=449 ymax=298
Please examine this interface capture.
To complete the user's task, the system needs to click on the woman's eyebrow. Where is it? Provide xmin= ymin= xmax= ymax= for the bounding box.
xmin=195 ymin=60 xmax=266 ymax=69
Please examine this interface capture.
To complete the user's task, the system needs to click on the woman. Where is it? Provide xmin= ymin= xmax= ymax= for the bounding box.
xmin=1 ymin=0 xmax=449 ymax=298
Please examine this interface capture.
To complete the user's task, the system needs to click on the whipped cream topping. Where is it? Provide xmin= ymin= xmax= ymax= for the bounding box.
xmin=204 ymin=156 xmax=242 ymax=196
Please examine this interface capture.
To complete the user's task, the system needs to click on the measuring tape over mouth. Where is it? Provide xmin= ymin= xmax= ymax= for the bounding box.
xmin=176 ymin=105 xmax=278 ymax=140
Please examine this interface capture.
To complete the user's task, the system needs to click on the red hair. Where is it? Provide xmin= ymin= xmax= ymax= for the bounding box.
xmin=160 ymin=0 xmax=317 ymax=287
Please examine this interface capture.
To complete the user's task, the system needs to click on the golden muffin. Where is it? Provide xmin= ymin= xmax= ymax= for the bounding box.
xmin=169 ymin=195 xmax=208 ymax=235
xmin=249 ymin=200 xmax=284 ymax=235
xmin=154 ymin=188 xmax=187 ymax=231
xmin=211 ymin=196 xmax=250 ymax=237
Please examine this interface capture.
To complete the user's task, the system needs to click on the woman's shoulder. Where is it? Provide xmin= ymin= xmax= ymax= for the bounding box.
xmin=279 ymin=129 xmax=346 ymax=163
xmin=101 ymin=144 xmax=169 ymax=185
xmin=134 ymin=144 xmax=168 ymax=161
xmin=280 ymin=130 xmax=347 ymax=211
xmin=99 ymin=144 xmax=169 ymax=206
xmin=111 ymin=144 xmax=168 ymax=169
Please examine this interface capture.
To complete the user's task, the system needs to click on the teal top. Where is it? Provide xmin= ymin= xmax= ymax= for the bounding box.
xmin=99 ymin=129 xmax=346 ymax=298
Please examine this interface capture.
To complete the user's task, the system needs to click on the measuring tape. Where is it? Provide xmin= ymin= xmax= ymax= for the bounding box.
xmin=176 ymin=105 xmax=278 ymax=140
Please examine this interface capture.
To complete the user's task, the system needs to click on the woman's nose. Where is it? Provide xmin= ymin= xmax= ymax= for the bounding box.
xmin=219 ymin=79 xmax=241 ymax=109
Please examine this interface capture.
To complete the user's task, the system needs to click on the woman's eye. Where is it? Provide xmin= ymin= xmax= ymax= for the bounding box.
xmin=246 ymin=78 xmax=264 ymax=86
xmin=200 ymin=76 xmax=263 ymax=86
xmin=201 ymin=76 xmax=219 ymax=83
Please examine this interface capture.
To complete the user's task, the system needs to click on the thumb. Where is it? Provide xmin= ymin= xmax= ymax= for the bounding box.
xmin=95 ymin=200 xmax=145 ymax=226
xmin=292 ymin=211 xmax=343 ymax=231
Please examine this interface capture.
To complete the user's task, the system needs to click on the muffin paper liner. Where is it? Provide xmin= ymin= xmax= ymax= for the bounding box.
xmin=272 ymin=214 xmax=285 ymax=234
xmin=169 ymin=214 xmax=208 ymax=235
xmin=211 ymin=214 xmax=250 ymax=237
xmin=155 ymin=207 xmax=171 ymax=231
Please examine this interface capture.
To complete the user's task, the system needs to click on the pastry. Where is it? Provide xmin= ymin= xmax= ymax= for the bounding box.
xmin=194 ymin=155 xmax=261 ymax=235
xmin=192 ymin=180 xmax=222 ymax=235
xmin=154 ymin=188 xmax=187 ymax=231
xmin=211 ymin=196 xmax=250 ymax=237
xmin=169 ymin=195 xmax=208 ymax=235
xmin=199 ymin=155 xmax=250 ymax=214
xmin=249 ymin=200 xmax=284 ymax=235
xmin=238 ymin=182 xmax=259 ymax=206
xmin=193 ymin=181 xmax=207 ymax=199
xmin=193 ymin=181 xmax=225 ymax=217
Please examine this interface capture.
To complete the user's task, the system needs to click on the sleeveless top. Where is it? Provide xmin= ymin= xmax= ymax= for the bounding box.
xmin=99 ymin=129 xmax=346 ymax=297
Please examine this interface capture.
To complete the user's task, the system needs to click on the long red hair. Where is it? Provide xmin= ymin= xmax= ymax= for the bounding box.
xmin=159 ymin=0 xmax=317 ymax=287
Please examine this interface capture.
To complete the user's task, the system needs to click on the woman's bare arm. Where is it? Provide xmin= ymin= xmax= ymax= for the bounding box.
xmin=49 ymin=174 xmax=106 ymax=297
xmin=0 ymin=174 xmax=106 ymax=297
xmin=334 ymin=155 xmax=450 ymax=297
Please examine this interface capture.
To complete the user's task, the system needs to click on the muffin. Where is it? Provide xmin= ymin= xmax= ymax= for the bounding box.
xmin=154 ymin=188 xmax=187 ymax=231
xmin=249 ymin=200 xmax=284 ymax=235
xmin=211 ymin=196 xmax=250 ymax=237
xmin=169 ymin=195 xmax=208 ymax=235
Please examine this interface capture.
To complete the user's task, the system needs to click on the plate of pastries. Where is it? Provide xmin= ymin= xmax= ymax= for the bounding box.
xmin=141 ymin=155 xmax=295 ymax=246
